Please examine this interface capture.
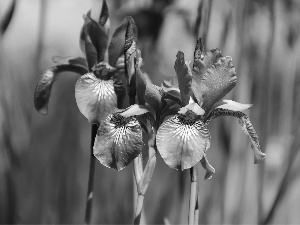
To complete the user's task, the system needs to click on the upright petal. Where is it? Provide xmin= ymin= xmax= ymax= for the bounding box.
xmin=83 ymin=14 xmax=108 ymax=62
xmin=34 ymin=62 xmax=88 ymax=114
xmin=174 ymin=51 xmax=192 ymax=106
xmin=108 ymin=17 xmax=137 ymax=67
xmin=157 ymin=113 xmax=211 ymax=170
xmin=98 ymin=0 xmax=110 ymax=33
xmin=191 ymin=39 xmax=237 ymax=111
xmin=93 ymin=113 xmax=142 ymax=171
xmin=75 ymin=73 xmax=117 ymax=124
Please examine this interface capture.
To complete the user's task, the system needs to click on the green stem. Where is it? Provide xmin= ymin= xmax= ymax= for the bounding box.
xmin=134 ymin=195 xmax=145 ymax=225
xmin=84 ymin=124 xmax=98 ymax=224
xmin=188 ymin=166 xmax=198 ymax=225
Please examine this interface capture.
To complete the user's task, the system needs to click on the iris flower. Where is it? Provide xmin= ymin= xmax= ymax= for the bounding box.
xmin=156 ymin=38 xmax=266 ymax=178
xmin=34 ymin=1 xmax=130 ymax=124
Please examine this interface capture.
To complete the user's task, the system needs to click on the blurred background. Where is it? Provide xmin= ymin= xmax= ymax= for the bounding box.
xmin=1 ymin=0 xmax=300 ymax=224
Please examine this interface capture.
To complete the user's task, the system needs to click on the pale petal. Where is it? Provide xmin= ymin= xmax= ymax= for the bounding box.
xmin=212 ymin=100 xmax=252 ymax=112
xmin=157 ymin=115 xmax=210 ymax=170
xmin=75 ymin=73 xmax=117 ymax=124
xmin=93 ymin=113 xmax=142 ymax=171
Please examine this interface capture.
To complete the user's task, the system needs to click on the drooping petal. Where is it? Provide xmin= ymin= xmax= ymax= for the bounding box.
xmin=174 ymin=51 xmax=192 ymax=106
xmin=156 ymin=114 xmax=211 ymax=170
xmin=200 ymin=154 xmax=215 ymax=179
xmin=206 ymin=108 xmax=266 ymax=164
xmin=75 ymin=72 xmax=117 ymax=124
xmin=34 ymin=64 xmax=88 ymax=114
xmin=93 ymin=113 xmax=143 ymax=171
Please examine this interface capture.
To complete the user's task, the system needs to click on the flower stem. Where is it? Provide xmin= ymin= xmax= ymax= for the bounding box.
xmin=188 ymin=166 xmax=198 ymax=225
xmin=134 ymin=195 xmax=145 ymax=225
xmin=84 ymin=124 xmax=98 ymax=224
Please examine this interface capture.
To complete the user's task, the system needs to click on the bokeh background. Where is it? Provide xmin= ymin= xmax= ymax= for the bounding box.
xmin=1 ymin=0 xmax=300 ymax=224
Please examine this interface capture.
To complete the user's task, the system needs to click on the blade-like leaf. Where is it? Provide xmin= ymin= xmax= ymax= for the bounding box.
xmin=174 ymin=51 xmax=192 ymax=106
xmin=206 ymin=108 xmax=266 ymax=164
xmin=75 ymin=73 xmax=117 ymax=124
xmin=0 ymin=0 xmax=16 ymax=36
xmin=83 ymin=14 xmax=108 ymax=62
xmin=93 ymin=113 xmax=142 ymax=171
xmin=157 ymin=114 xmax=211 ymax=170
xmin=34 ymin=64 xmax=88 ymax=114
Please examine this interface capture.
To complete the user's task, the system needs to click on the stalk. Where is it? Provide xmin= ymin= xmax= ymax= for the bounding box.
xmin=188 ymin=166 xmax=198 ymax=225
xmin=134 ymin=195 xmax=145 ymax=225
xmin=133 ymin=129 xmax=157 ymax=225
xmin=84 ymin=124 xmax=98 ymax=224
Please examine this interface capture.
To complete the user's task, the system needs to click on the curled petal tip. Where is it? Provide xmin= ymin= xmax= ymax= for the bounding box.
xmin=254 ymin=152 xmax=267 ymax=164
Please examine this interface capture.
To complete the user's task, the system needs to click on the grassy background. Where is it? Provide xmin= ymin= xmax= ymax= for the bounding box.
xmin=1 ymin=0 xmax=300 ymax=224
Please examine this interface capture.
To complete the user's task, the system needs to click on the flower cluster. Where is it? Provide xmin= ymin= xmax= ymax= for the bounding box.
xmin=34 ymin=2 xmax=266 ymax=179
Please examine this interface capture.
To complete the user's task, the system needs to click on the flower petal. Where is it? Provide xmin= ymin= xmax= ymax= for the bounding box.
xmin=157 ymin=114 xmax=211 ymax=170
xmin=125 ymin=17 xmax=138 ymax=94
xmin=178 ymin=103 xmax=205 ymax=116
xmin=135 ymin=52 xmax=161 ymax=113
xmin=211 ymin=100 xmax=252 ymax=112
xmin=206 ymin=109 xmax=266 ymax=164
xmin=116 ymin=104 xmax=151 ymax=118
xmin=191 ymin=39 xmax=237 ymax=111
xmin=200 ymin=154 xmax=215 ymax=179
xmin=108 ymin=17 xmax=137 ymax=67
xmin=75 ymin=73 xmax=117 ymax=124
xmin=93 ymin=113 xmax=142 ymax=171
xmin=174 ymin=51 xmax=192 ymax=106
xmin=83 ymin=14 xmax=108 ymax=62
xmin=34 ymin=64 xmax=88 ymax=114
xmin=98 ymin=0 xmax=110 ymax=33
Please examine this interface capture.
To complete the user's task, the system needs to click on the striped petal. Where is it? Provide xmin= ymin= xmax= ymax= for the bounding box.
xmin=34 ymin=63 xmax=88 ymax=114
xmin=75 ymin=73 xmax=117 ymax=124
xmin=206 ymin=108 xmax=266 ymax=164
xmin=93 ymin=113 xmax=142 ymax=171
xmin=157 ymin=114 xmax=211 ymax=170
